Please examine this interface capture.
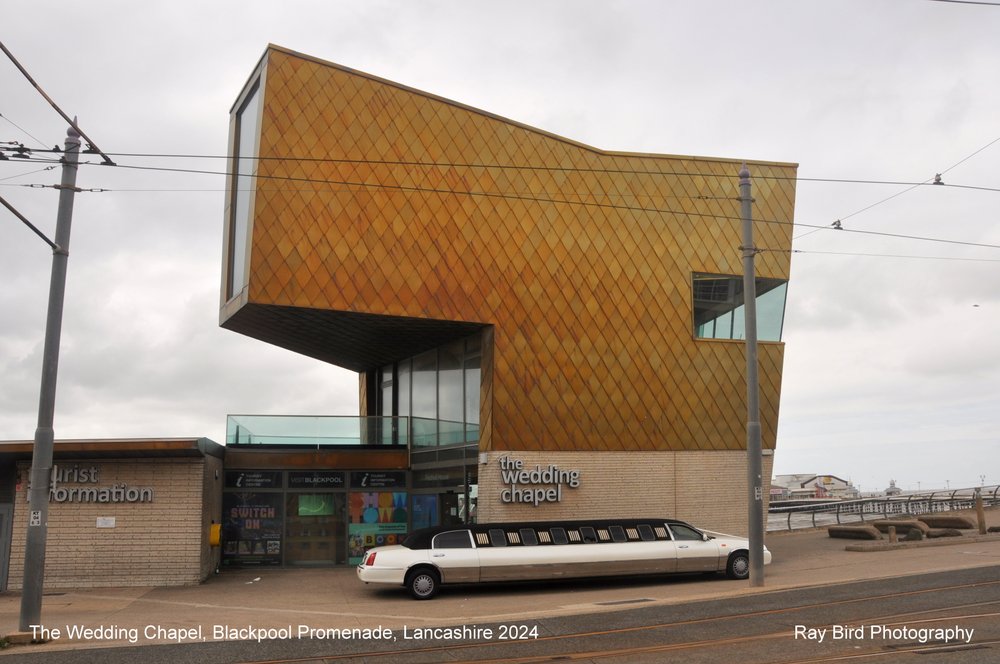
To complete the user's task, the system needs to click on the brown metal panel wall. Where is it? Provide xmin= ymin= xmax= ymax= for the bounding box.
xmin=241 ymin=46 xmax=796 ymax=455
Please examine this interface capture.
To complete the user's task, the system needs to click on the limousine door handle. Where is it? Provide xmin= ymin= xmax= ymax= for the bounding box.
xmin=678 ymin=545 xmax=690 ymax=549
xmin=432 ymin=553 xmax=446 ymax=558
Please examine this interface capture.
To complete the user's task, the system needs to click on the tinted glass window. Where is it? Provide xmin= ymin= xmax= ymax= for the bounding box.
xmin=670 ymin=524 xmax=704 ymax=541
xmin=464 ymin=354 xmax=481 ymax=431
xmin=519 ymin=528 xmax=538 ymax=546
xmin=433 ymin=530 xmax=472 ymax=549
xmin=580 ymin=526 xmax=598 ymax=543
xmin=397 ymin=359 xmax=411 ymax=417
xmin=551 ymin=527 xmax=568 ymax=545
xmin=228 ymin=81 xmax=261 ymax=300
xmin=488 ymin=528 xmax=507 ymax=547
xmin=692 ymin=273 xmax=787 ymax=342
xmin=637 ymin=525 xmax=655 ymax=541
xmin=609 ymin=526 xmax=627 ymax=542
xmin=411 ymin=350 xmax=437 ymax=419
xmin=438 ymin=340 xmax=463 ymax=426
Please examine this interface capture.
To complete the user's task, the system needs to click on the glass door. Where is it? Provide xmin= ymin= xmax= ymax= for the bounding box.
xmin=284 ymin=493 xmax=346 ymax=565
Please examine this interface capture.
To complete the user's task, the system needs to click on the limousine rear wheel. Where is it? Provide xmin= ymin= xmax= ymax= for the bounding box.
xmin=726 ymin=551 xmax=750 ymax=580
xmin=406 ymin=567 xmax=440 ymax=600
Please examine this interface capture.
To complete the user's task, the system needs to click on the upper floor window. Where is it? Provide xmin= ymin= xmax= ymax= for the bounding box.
xmin=692 ymin=273 xmax=787 ymax=342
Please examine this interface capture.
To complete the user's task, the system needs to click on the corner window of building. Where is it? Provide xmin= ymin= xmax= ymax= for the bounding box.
xmin=397 ymin=331 xmax=482 ymax=449
xmin=226 ymin=81 xmax=262 ymax=301
xmin=692 ymin=273 xmax=787 ymax=342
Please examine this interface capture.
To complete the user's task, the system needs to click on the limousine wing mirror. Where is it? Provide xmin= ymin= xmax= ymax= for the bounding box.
xmin=703 ymin=533 xmax=714 ymax=541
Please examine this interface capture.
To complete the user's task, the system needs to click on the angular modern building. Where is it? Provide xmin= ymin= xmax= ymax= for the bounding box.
xmin=219 ymin=45 xmax=796 ymax=561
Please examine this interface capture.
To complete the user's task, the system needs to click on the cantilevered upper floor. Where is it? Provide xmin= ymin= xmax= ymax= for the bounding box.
xmin=219 ymin=45 xmax=797 ymax=454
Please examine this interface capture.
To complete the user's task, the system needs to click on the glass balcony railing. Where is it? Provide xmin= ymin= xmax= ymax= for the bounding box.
xmin=226 ymin=414 xmax=479 ymax=449
xmin=411 ymin=417 xmax=479 ymax=448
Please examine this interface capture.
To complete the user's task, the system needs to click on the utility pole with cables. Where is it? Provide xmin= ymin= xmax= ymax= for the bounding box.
xmin=739 ymin=163 xmax=766 ymax=587
xmin=19 ymin=124 xmax=81 ymax=631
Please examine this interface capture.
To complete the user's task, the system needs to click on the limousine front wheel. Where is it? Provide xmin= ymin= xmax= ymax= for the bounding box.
xmin=406 ymin=567 xmax=440 ymax=600
xmin=726 ymin=551 xmax=750 ymax=580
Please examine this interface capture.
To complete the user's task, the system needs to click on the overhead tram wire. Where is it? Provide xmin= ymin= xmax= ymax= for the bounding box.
xmin=0 ymin=112 xmax=49 ymax=149
xmin=6 ymin=146 xmax=1000 ymax=253
xmin=928 ymin=0 xmax=1000 ymax=5
xmin=0 ymin=165 xmax=56 ymax=182
xmin=6 ymin=173 xmax=1000 ymax=253
xmin=4 ymin=149 xmax=1000 ymax=253
xmin=7 ymin=145 xmax=1000 ymax=193
xmin=0 ymin=40 xmax=115 ymax=166
xmin=793 ymin=134 xmax=1000 ymax=241
xmin=782 ymin=249 xmax=1000 ymax=263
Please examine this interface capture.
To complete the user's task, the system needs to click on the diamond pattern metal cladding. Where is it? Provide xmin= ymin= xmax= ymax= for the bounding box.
xmin=228 ymin=46 xmax=797 ymax=454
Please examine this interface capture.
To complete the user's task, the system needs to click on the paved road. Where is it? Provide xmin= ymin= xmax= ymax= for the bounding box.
xmin=6 ymin=565 xmax=997 ymax=663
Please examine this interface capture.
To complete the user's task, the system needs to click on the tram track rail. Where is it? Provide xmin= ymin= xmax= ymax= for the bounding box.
xmin=240 ymin=578 xmax=1000 ymax=664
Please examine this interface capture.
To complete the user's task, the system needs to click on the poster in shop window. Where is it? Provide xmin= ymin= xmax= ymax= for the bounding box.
xmin=348 ymin=491 xmax=408 ymax=565
xmin=222 ymin=492 xmax=283 ymax=566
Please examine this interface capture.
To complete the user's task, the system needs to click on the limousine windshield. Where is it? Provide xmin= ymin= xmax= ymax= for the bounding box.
xmin=359 ymin=518 xmax=770 ymax=599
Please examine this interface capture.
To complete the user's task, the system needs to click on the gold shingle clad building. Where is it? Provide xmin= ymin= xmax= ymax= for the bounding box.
xmin=221 ymin=45 xmax=796 ymax=540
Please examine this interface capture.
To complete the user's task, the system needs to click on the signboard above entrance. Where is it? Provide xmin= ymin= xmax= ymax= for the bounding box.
xmin=289 ymin=471 xmax=346 ymax=489
xmin=224 ymin=471 xmax=282 ymax=489
xmin=351 ymin=472 xmax=406 ymax=489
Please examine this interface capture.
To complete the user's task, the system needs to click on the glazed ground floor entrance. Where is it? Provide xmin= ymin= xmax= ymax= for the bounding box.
xmin=222 ymin=466 xmax=478 ymax=568
xmin=222 ymin=469 xmax=407 ymax=567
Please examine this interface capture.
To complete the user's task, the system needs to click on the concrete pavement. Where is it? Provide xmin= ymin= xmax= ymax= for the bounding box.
xmin=1 ymin=508 xmax=998 ymax=655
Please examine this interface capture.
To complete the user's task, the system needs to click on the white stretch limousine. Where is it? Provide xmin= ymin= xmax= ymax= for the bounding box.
xmin=357 ymin=518 xmax=771 ymax=599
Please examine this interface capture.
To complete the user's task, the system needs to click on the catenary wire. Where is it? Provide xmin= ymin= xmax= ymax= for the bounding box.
xmin=793 ymin=134 xmax=1000 ymax=242
xmin=0 ymin=165 xmax=55 ymax=182
xmin=774 ymin=249 xmax=1000 ymax=262
xmin=0 ymin=112 xmax=48 ymax=149
xmin=7 ymin=146 xmax=1000 ymax=192
xmin=0 ymin=39 xmax=115 ymax=165
xmin=928 ymin=0 xmax=1000 ymax=5
xmin=4 ymin=154 xmax=1000 ymax=251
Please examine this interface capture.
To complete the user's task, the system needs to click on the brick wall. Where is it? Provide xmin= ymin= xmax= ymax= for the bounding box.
xmin=477 ymin=450 xmax=773 ymax=536
xmin=8 ymin=459 xmax=210 ymax=589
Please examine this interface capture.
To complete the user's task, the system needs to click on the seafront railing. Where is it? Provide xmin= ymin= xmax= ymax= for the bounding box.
xmin=767 ymin=485 xmax=1000 ymax=531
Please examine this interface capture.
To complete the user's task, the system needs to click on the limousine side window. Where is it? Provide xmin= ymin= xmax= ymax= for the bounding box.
xmin=433 ymin=530 xmax=474 ymax=549
xmin=551 ymin=527 xmax=569 ymax=545
xmin=580 ymin=526 xmax=598 ymax=543
xmin=670 ymin=524 xmax=704 ymax=541
xmin=609 ymin=526 xmax=627 ymax=543
xmin=637 ymin=525 xmax=656 ymax=541
xmin=488 ymin=528 xmax=508 ymax=547
xmin=519 ymin=528 xmax=539 ymax=546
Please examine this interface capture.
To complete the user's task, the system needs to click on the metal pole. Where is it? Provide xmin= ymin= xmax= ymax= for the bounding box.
xmin=19 ymin=124 xmax=80 ymax=631
xmin=739 ymin=164 xmax=765 ymax=587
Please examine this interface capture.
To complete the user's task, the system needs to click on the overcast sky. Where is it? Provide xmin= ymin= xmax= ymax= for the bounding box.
xmin=2 ymin=1 xmax=998 ymax=494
